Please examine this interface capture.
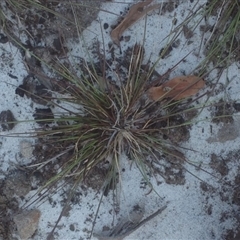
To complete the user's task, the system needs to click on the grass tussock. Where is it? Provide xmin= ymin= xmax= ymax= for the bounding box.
xmin=30 ymin=43 xmax=200 ymax=197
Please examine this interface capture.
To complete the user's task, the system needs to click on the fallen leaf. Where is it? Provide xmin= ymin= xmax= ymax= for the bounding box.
xmin=147 ymin=75 xmax=205 ymax=101
xmin=111 ymin=0 xmax=160 ymax=46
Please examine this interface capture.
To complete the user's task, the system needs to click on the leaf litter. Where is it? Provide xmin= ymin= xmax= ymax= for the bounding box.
xmin=110 ymin=0 xmax=160 ymax=46
xmin=147 ymin=75 xmax=205 ymax=101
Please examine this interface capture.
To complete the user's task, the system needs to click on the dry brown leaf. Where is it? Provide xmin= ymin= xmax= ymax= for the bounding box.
xmin=111 ymin=0 xmax=160 ymax=46
xmin=147 ymin=75 xmax=205 ymax=101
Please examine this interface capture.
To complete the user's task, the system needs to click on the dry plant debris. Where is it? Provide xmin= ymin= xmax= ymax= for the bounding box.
xmin=94 ymin=205 xmax=167 ymax=240
xmin=111 ymin=0 xmax=160 ymax=45
xmin=147 ymin=75 xmax=205 ymax=101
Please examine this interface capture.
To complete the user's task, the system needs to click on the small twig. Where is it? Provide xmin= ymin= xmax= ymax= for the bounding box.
xmin=123 ymin=205 xmax=167 ymax=237
xmin=94 ymin=205 xmax=167 ymax=240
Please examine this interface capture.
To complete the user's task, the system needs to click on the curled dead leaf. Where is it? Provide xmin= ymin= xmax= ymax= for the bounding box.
xmin=147 ymin=75 xmax=205 ymax=101
xmin=111 ymin=0 xmax=160 ymax=46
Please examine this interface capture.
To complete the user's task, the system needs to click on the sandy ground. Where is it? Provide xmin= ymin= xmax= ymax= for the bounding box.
xmin=0 ymin=0 xmax=240 ymax=239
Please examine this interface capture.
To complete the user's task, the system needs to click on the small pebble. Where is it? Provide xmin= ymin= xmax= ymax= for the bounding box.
xmin=19 ymin=141 xmax=33 ymax=159
xmin=14 ymin=209 xmax=41 ymax=240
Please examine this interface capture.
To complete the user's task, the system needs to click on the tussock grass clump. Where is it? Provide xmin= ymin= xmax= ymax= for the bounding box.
xmin=32 ymin=43 xmax=195 ymax=196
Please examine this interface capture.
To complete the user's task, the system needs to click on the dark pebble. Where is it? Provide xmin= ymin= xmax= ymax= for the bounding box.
xmin=0 ymin=33 xmax=8 ymax=44
xmin=0 ymin=110 xmax=16 ymax=131
xmin=233 ymin=102 xmax=240 ymax=111
xmin=103 ymin=23 xmax=109 ymax=29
